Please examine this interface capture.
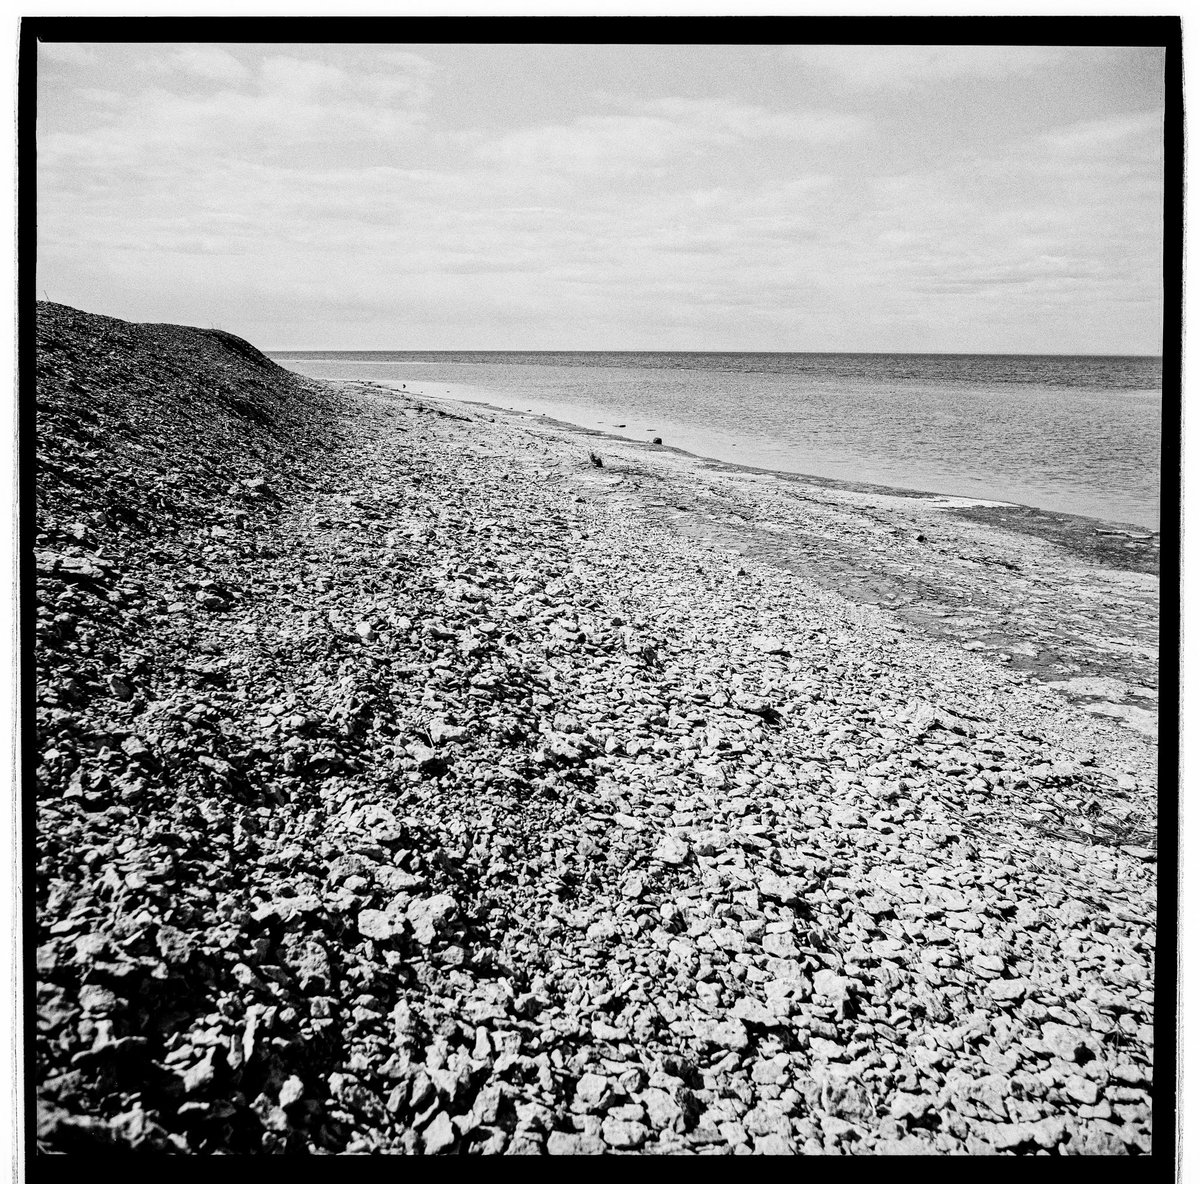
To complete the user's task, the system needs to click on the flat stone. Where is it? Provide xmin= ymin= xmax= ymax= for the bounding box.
xmin=573 ymin=1074 xmax=611 ymax=1111
xmin=694 ymin=1018 xmax=750 ymax=1051
xmin=750 ymin=634 xmax=786 ymax=654
xmin=754 ymin=1132 xmax=795 ymax=1154
xmin=422 ymin=1111 xmax=456 ymax=1154
xmin=1065 ymin=1074 xmax=1100 ymax=1105
xmin=758 ymin=869 xmax=800 ymax=903
xmin=407 ymin=893 xmax=457 ymax=944
xmin=357 ymin=909 xmax=401 ymax=941
xmin=602 ymin=1117 xmax=647 ymax=1149
xmin=812 ymin=969 xmax=854 ymax=1001
xmin=889 ymin=1092 xmax=933 ymax=1123
xmin=987 ymin=978 xmax=1029 ymax=1003
xmin=653 ymin=835 xmax=690 ymax=865
xmin=1040 ymin=1021 xmax=1102 ymax=1065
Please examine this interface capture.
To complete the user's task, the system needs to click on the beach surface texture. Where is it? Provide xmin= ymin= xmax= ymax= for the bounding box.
xmin=34 ymin=302 xmax=1158 ymax=1155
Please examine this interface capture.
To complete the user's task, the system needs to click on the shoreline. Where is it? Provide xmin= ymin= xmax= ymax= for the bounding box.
xmin=351 ymin=377 xmax=1160 ymax=737
xmin=352 ymin=377 xmax=1162 ymax=550
xmin=281 ymin=364 xmax=1161 ymax=536
xmin=331 ymin=365 xmax=1159 ymax=800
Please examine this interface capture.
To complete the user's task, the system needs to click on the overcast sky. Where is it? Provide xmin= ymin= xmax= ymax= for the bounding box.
xmin=36 ymin=41 xmax=1165 ymax=352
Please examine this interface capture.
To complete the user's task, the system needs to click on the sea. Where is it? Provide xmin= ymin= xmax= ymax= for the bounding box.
xmin=271 ymin=351 xmax=1163 ymax=531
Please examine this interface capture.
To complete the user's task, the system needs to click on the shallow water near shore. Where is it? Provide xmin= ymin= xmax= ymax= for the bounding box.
xmin=274 ymin=351 xmax=1162 ymax=530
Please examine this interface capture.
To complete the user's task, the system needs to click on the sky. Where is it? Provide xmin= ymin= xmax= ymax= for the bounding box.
xmin=35 ymin=40 xmax=1166 ymax=352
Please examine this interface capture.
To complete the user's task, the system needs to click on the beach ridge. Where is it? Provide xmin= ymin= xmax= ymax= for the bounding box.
xmin=33 ymin=303 xmax=1157 ymax=1155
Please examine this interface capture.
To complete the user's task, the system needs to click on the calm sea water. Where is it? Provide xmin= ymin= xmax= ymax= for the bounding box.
xmin=272 ymin=351 xmax=1163 ymax=530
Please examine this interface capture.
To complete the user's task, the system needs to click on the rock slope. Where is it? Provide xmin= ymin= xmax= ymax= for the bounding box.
xmin=33 ymin=303 xmax=1157 ymax=1155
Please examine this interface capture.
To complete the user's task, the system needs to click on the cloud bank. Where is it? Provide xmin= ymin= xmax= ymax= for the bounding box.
xmin=36 ymin=42 xmax=1165 ymax=352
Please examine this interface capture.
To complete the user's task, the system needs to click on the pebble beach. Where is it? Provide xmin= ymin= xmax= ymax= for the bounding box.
xmin=34 ymin=302 xmax=1159 ymax=1155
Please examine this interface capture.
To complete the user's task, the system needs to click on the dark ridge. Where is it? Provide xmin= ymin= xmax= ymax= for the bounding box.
xmin=204 ymin=326 xmax=277 ymax=371
xmin=32 ymin=305 xmax=356 ymax=1153
xmin=34 ymin=301 xmax=341 ymax=543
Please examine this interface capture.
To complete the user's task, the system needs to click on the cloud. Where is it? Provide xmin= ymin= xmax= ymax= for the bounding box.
xmin=789 ymin=44 xmax=1072 ymax=90
xmin=377 ymin=49 xmax=436 ymax=76
xmin=163 ymin=46 xmax=250 ymax=85
xmin=35 ymin=44 xmax=1162 ymax=352
xmin=38 ymin=42 xmax=98 ymax=67
xmin=828 ymin=109 xmax=1164 ymax=316
xmin=648 ymin=98 xmax=870 ymax=144
xmin=38 ymin=49 xmax=433 ymax=181
xmin=259 ymin=54 xmax=351 ymax=97
xmin=1039 ymin=110 xmax=1163 ymax=155
xmin=476 ymin=96 xmax=868 ymax=177
xmin=259 ymin=51 xmax=433 ymax=107
xmin=477 ymin=114 xmax=686 ymax=175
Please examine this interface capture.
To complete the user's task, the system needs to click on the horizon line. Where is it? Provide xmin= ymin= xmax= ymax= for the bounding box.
xmin=264 ymin=347 xmax=1165 ymax=359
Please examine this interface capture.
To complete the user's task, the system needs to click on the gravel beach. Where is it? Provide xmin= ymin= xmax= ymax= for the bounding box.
xmin=33 ymin=303 xmax=1159 ymax=1155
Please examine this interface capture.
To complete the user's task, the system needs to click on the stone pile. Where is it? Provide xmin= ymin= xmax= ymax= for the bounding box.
xmin=34 ymin=304 xmax=1157 ymax=1154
